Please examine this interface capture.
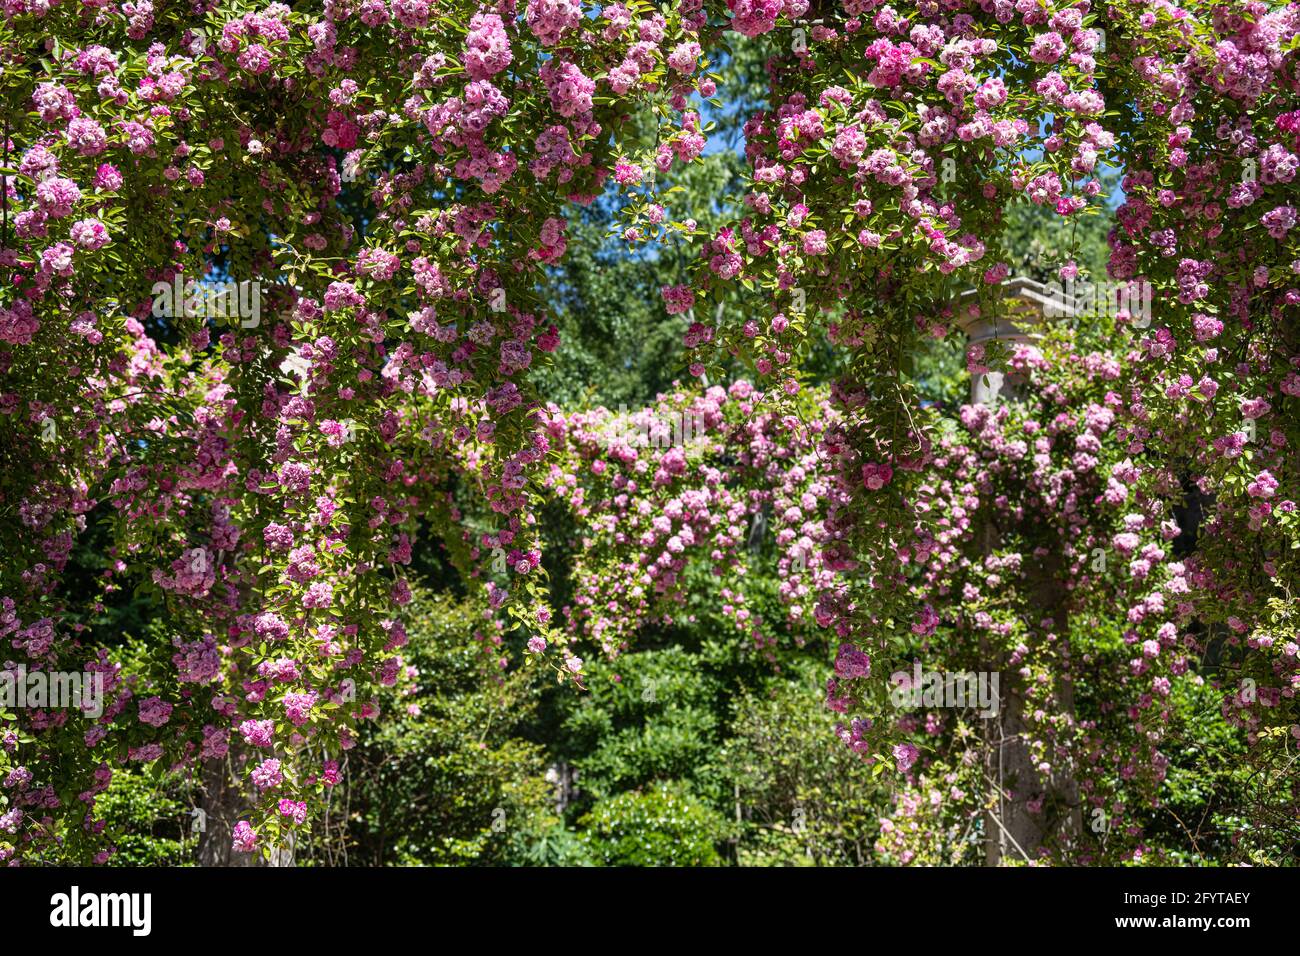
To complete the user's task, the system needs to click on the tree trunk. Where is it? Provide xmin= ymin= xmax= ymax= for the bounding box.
xmin=197 ymin=754 xmax=294 ymax=867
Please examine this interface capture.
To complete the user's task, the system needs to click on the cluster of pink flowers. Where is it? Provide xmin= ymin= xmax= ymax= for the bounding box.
xmin=525 ymin=0 xmax=581 ymax=46
xmin=542 ymin=380 xmax=851 ymax=668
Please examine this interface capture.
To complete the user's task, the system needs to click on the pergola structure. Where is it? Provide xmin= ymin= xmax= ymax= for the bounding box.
xmin=955 ymin=275 xmax=1078 ymax=405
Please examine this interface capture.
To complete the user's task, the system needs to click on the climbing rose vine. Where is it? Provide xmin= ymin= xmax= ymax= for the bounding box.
xmin=1 ymin=0 xmax=1298 ymax=864
xmin=0 ymin=0 xmax=714 ymax=862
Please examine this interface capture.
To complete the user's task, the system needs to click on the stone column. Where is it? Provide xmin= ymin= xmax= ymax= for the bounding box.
xmin=955 ymin=278 xmax=1078 ymax=865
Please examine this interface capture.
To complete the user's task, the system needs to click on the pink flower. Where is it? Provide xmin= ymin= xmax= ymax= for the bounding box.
xmin=465 ymin=13 xmax=513 ymax=79
xmin=862 ymin=462 xmax=894 ymax=490
xmin=728 ymin=0 xmax=783 ymax=37
xmin=303 ymin=581 xmax=334 ymax=608
xmin=237 ymin=43 xmax=272 ymax=74
xmin=69 ymin=219 xmax=110 ymax=250
xmin=138 ymin=696 xmax=173 ymax=727
xmin=278 ymin=799 xmax=309 ymax=826
xmin=893 ymin=743 xmax=919 ymax=772
xmin=263 ymin=523 xmax=294 ymax=551
xmin=128 ymin=744 xmax=163 ymax=762
xmin=239 ymin=718 xmax=276 ymax=748
xmin=668 ymin=41 xmax=702 ymax=73
xmin=911 ymin=604 xmax=939 ymax=637
xmin=526 ymin=0 xmax=581 ymax=46
xmin=834 ymin=643 xmax=871 ymax=679
xmin=33 ymin=82 xmax=78 ymax=122
xmin=254 ymin=611 xmax=290 ymax=641
xmin=201 ymin=725 xmax=230 ymax=760
xmin=35 ymin=177 xmax=81 ymax=218
xmin=232 ymin=821 xmax=258 ymax=853
xmin=1247 ymin=471 xmax=1278 ymax=499
xmin=39 ymin=242 xmax=75 ymax=276
xmin=65 ymin=117 xmax=108 ymax=156
xmin=94 ymin=163 xmax=123 ymax=191
xmin=323 ymin=281 xmax=365 ymax=312
xmin=1262 ymin=205 xmax=1296 ymax=240
xmin=1028 ymin=32 xmax=1067 ymax=64
xmin=661 ymin=284 xmax=696 ymax=316
xmin=278 ymin=461 xmax=312 ymax=496
xmin=974 ymin=77 xmax=1007 ymax=109
xmin=802 ymin=229 xmax=828 ymax=255
xmin=251 ymin=758 xmax=283 ymax=790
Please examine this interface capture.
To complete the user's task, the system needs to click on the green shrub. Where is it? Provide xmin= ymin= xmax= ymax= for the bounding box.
xmin=96 ymin=768 xmax=192 ymax=867
xmin=721 ymin=661 xmax=886 ymax=866
xmin=308 ymin=590 xmax=555 ymax=866
xmin=578 ymin=782 xmax=727 ymax=866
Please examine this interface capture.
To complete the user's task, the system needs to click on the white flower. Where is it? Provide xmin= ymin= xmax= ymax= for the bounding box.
xmin=279 ymin=353 xmax=311 ymax=378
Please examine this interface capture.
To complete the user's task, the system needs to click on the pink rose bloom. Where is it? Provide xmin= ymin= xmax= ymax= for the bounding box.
xmin=1247 ymin=471 xmax=1278 ymax=499
xmin=232 ymin=821 xmax=258 ymax=853
xmin=251 ymin=758 xmax=284 ymax=790
xmin=668 ymin=41 xmax=702 ymax=73
xmin=862 ymin=462 xmax=894 ymax=490
xmin=239 ymin=718 xmax=276 ymax=748
xmin=94 ymin=163 xmax=123 ymax=190
xmin=802 ymin=229 xmax=828 ymax=256
xmin=70 ymin=218 xmax=110 ymax=250
xmin=278 ymin=799 xmax=309 ymax=826
xmin=661 ymin=284 xmax=696 ymax=315
xmin=65 ymin=117 xmax=108 ymax=156
xmin=834 ymin=643 xmax=871 ymax=680
xmin=893 ymin=743 xmax=919 ymax=772
xmin=465 ymin=13 xmax=513 ymax=79
xmin=1028 ymin=31 xmax=1066 ymax=64
xmin=138 ymin=696 xmax=173 ymax=727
